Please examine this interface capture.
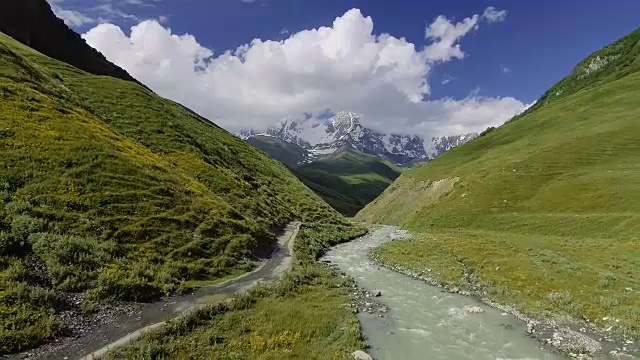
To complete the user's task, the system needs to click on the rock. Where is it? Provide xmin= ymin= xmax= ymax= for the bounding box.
xmin=465 ymin=306 xmax=484 ymax=314
xmin=352 ymin=350 xmax=373 ymax=360
xmin=374 ymin=291 xmax=382 ymax=297
xmin=526 ymin=322 xmax=535 ymax=334
xmin=0 ymin=0 xmax=141 ymax=85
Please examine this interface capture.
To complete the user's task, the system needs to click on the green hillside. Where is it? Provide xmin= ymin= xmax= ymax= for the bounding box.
xmin=358 ymin=28 xmax=640 ymax=337
xmin=295 ymin=147 xmax=401 ymax=216
xmin=0 ymin=29 xmax=362 ymax=355
xmin=245 ymin=135 xmax=309 ymax=168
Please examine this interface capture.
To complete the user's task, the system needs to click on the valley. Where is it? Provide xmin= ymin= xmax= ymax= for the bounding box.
xmin=0 ymin=1 xmax=639 ymax=359
xmin=0 ymin=2 xmax=366 ymax=357
xmin=242 ymin=113 xmax=475 ymax=215
xmin=357 ymin=28 xmax=640 ymax=357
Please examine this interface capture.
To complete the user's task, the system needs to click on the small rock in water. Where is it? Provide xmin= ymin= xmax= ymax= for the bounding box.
xmin=500 ymin=323 xmax=514 ymax=330
xmin=465 ymin=306 xmax=484 ymax=314
xmin=374 ymin=291 xmax=382 ymax=297
xmin=352 ymin=350 xmax=373 ymax=360
xmin=526 ymin=322 xmax=536 ymax=334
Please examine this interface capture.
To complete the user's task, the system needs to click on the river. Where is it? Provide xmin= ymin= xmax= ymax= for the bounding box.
xmin=322 ymin=225 xmax=563 ymax=360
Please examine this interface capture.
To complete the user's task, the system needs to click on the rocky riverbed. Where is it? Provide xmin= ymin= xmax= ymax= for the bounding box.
xmin=370 ymin=234 xmax=639 ymax=360
xmin=7 ymin=294 xmax=143 ymax=359
xmin=322 ymin=226 xmax=563 ymax=360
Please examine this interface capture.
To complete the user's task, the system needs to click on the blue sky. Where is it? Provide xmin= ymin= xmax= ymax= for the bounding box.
xmin=49 ymin=0 xmax=640 ymax=135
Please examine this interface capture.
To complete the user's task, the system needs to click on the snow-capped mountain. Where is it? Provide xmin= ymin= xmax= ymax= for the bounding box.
xmin=241 ymin=112 xmax=477 ymax=166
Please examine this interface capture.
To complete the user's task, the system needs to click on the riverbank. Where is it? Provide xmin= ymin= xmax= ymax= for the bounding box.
xmin=322 ymin=226 xmax=561 ymax=360
xmin=98 ymin=222 xmax=370 ymax=359
xmin=4 ymin=222 xmax=302 ymax=360
xmin=370 ymin=229 xmax=639 ymax=359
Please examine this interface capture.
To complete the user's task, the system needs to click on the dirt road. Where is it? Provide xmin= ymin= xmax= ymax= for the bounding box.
xmin=14 ymin=222 xmax=300 ymax=360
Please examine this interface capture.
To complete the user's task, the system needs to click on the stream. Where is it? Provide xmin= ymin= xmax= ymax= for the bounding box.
xmin=322 ymin=225 xmax=563 ymax=360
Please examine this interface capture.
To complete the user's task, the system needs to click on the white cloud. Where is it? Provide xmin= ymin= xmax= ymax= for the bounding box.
xmin=483 ymin=7 xmax=507 ymax=23
xmin=424 ymin=14 xmax=479 ymax=62
xmin=49 ymin=2 xmax=95 ymax=27
xmin=441 ymin=74 xmax=456 ymax=85
xmin=93 ymin=4 xmax=140 ymax=22
xmin=423 ymin=6 xmax=508 ymax=63
xmin=501 ymin=65 xmax=511 ymax=74
xmin=82 ymin=7 xmax=525 ymax=136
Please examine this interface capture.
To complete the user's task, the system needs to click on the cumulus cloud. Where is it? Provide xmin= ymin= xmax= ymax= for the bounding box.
xmin=424 ymin=14 xmax=480 ymax=62
xmin=82 ymin=7 xmax=525 ymax=136
xmin=483 ymin=7 xmax=508 ymax=23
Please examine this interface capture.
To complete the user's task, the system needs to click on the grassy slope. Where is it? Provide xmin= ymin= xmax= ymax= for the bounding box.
xmin=245 ymin=135 xmax=309 ymax=168
xmin=358 ymin=29 xmax=640 ymax=338
xmin=0 ymin=31 xmax=363 ymax=355
xmin=108 ymin=224 xmax=367 ymax=360
xmin=296 ymin=147 xmax=401 ymax=216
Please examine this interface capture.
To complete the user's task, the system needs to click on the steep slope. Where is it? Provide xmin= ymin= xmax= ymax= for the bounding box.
xmin=295 ymin=148 xmax=401 ymax=216
xmin=0 ymin=29 xmax=355 ymax=354
xmin=0 ymin=0 xmax=139 ymax=85
xmin=358 ymin=28 xmax=640 ymax=338
xmin=245 ymin=135 xmax=311 ymax=168
xmin=242 ymin=112 xmax=477 ymax=166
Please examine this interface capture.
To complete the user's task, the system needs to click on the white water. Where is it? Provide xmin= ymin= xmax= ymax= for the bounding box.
xmin=322 ymin=226 xmax=563 ymax=360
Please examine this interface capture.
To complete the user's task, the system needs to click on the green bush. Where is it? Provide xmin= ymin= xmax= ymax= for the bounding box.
xmin=0 ymin=231 xmax=20 ymax=256
xmin=95 ymin=262 xmax=172 ymax=302
xmin=10 ymin=215 xmax=45 ymax=242
xmin=30 ymin=233 xmax=114 ymax=291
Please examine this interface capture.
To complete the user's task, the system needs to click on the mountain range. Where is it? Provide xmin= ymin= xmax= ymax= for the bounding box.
xmin=241 ymin=112 xmax=477 ymax=167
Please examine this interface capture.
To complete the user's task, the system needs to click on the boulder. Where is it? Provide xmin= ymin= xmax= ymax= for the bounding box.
xmin=352 ymin=350 xmax=373 ymax=360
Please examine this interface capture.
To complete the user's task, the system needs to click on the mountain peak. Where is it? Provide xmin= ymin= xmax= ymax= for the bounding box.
xmin=245 ymin=112 xmax=477 ymax=166
xmin=330 ymin=112 xmax=360 ymax=127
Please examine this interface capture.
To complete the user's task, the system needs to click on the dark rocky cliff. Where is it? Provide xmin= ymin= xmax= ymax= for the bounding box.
xmin=0 ymin=0 xmax=140 ymax=84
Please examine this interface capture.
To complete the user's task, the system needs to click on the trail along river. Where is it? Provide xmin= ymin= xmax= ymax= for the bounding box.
xmin=322 ymin=226 xmax=563 ymax=360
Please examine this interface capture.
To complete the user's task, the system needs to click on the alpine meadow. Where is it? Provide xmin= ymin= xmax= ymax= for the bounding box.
xmin=2 ymin=0 xmax=640 ymax=359
xmin=0 ymin=8 xmax=365 ymax=356
xmin=358 ymin=28 xmax=640 ymax=340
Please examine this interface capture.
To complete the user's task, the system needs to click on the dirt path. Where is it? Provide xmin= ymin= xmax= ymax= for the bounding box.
xmin=13 ymin=222 xmax=300 ymax=360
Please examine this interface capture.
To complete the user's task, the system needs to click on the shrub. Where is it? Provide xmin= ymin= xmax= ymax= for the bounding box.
xmin=3 ymin=200 xmax=33 ymax=218
xmin=30 ymin=233 xmax=114 ymax=291
xmin=10 ymin=215 xmax=45 ymax=242
xmin=0 ymin=231 xmax=21 ymax=256
xmin=95 ymin=262 xmax=169 ymax=302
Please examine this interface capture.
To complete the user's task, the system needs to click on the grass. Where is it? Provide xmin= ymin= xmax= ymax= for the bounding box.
xmin=107 ymin=221 xmax=368 ymax=359
xmin=196 ymin=293 xmax=233 ymax=305
xmin=295 ymin=147 xmax=401 ymax=216
xmin=0 ymin=29 xmax=361 ymax=355
xmin=358 ymin=28 xmax=640 ymax=339
xmin=245 ymin=135 xmax=310 ymax=169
